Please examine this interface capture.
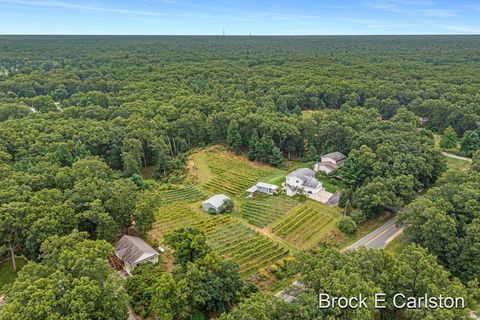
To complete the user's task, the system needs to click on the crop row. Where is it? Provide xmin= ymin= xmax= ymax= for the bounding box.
xmin=271 ymin=204 xmax=335 ymax=246
xmin=203 ymin=153 xmax=272 ymax=196
xmin=154 ymin=203 xmax=287 ymax=276
xmin=241 ymin=197 xmax=297 ymax=227
xmin=158 ymin=187 xmax=205 ymax=204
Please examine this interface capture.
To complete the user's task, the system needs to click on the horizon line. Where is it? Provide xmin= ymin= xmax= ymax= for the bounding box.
xmin=0 ymin=33 xmax=479 ymax=36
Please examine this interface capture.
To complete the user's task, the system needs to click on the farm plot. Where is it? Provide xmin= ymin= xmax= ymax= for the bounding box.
xmin=153 ymin=203 xmax=288 ymax=276
xmin=241 ymin=196 xmax=297 ymax=227
xmin=158 ymin=187 xmax=205 ymax=204
xmin=203 ymin=152 xmax=273 ymax=196
xmin=272 ymin=204 xmax=338 ymax=248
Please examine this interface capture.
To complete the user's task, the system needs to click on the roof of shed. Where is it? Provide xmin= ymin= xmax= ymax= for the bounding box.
xmin=203 ymin=194 xmax=230 ymax=208
xmin=115 ymin=235 xmax=158 ymax=266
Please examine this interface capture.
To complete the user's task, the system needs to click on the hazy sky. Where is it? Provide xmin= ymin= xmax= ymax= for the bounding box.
xmin=0 ymin=0 xmax=479 ymax=35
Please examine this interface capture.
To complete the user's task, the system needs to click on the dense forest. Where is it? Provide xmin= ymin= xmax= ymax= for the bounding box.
xmin=0 ymin=36 xmax=479 ymax=319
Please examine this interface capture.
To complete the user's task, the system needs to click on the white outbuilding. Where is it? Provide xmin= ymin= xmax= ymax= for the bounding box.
xmin=202 ymin=194 xmax=231 ymax=213
xmin=246 ymin=182 xmax=279 ymax=195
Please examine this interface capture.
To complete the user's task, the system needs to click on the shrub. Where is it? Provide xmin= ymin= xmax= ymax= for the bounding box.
xmin=338 ymin=216 xmax=357 ymax=235
xmin=351 ymin=210 xmax=367 ymax=225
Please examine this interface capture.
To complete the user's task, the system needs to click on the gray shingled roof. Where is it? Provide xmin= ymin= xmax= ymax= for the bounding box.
xmin=322 ymin=152 xmax=346 ymax=162
xmin=287 ymin=168 xmax=315 ymax=180
xmin=115 ymin=235 xmax=158 ymax=266
xmin=316 ymin=161 xmax=339 ymax=171
xmin=304 ymin=176 xmax=321 ymax=189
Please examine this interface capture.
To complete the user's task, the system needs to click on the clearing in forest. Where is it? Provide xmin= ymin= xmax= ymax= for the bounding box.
xmin=152 ymin=147 xmax=343 ymax=275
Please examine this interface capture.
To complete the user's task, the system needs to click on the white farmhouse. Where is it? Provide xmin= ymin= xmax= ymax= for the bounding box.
xmin=202 ymin=194 xmax=231 ymax=213
xmin=285 ymin=168 xmax=322 ymax=196
xmin=247 ymin=182 xmax=279 ymax=196
xmin=314 ymin=152 xmax=346 ymax=174
xmin=115 ymin=235 xmax=159 ymax=274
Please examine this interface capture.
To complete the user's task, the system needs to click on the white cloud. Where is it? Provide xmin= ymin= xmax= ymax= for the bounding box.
xmin=366 ymin=0 xmax=459 ymax=17
xmin=0 ymin=0 xmax=169 ymax=16
xmin=441 ymin=24 xmax=480 ymax=33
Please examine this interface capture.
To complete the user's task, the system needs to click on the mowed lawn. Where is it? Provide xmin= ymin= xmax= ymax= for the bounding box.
xmin=446 ymin=157 xmax=471 ymax=171
xmin=0 ymin=258 xmax=27 ymax=294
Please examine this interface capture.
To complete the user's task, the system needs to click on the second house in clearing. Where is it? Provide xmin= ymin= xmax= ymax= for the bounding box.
xmin=314 ymin=152 xmax=346 ymax=175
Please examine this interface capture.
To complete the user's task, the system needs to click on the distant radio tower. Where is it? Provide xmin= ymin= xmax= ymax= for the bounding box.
xmin=223 ymin=28 xmax=225 ymax=36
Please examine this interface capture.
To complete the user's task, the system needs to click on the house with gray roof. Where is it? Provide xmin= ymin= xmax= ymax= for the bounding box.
xmin=285 ymin=168 xmax=322 ymax=196
xmin=202 ymin=194 xmax=231 ymax=213
xmin=314 ymin=152 xmax=346 ymax=174
xmin=115 ymin=235 xmax=159 ymax=274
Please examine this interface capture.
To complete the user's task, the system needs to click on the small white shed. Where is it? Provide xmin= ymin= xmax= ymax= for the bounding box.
xmin=247 ymin=182 xmax=279 ymax=195
xmin=202 ymin=194 xmax=231 ymax=213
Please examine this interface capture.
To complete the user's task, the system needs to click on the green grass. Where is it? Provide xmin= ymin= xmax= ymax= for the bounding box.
xmin=446 ymin=157 xmax=470 ymax=171
xmin=315 ymin=174 xmax=345 ymax=193
xmin=385 ymin=234 xmax=411 ymax=253
xmin=264 ymin=169 xmax=288 ymax=186
xmin=0 ymin=258 xmax=27 ymax=293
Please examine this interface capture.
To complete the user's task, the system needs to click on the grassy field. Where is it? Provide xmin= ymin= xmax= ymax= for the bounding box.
xmin=315 ymin=174 xmax=345 ymax=193
xmin=446 ymin=157 xmax=471 ymax=171
xmin=0 ymin=258 xmax=27 ymax=294
xmin=150 ymin=147 xmax=344 ymax=276
xmin=385 ymin=234 xmax=411 ymax=253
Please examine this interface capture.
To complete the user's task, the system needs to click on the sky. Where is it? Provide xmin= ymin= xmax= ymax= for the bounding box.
xmin=0 ymin=0 xmax=479 ymax=35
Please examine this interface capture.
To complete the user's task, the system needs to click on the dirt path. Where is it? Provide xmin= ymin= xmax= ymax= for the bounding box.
xmin=442 ymin=151 xmax=472 ymax=162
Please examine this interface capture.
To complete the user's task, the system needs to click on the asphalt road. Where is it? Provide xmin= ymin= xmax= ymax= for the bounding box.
xmin=347 ymin=217 xmax=403 ymax=250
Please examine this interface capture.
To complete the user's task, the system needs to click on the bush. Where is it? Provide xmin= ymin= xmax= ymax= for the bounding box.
xmin=338 ymin=189 xmax=352 ymax=208
xmin=338 ymin=216 xmax=357 ymax=235
xmin=221 ymin=198 xmax=234 ymax=213
xmin=351 ymin=210 xmax=367 ymax=225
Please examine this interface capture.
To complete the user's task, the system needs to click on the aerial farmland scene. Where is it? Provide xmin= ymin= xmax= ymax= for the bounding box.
xmin=0 ymin=1 xmax=479 ymax=320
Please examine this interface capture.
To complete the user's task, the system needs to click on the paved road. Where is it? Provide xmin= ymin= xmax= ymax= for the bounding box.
xmin=276 ymin=217 xmax=403 ymax=301
xmin=442 ymin=151 xmax=472 ymax=162
xmin=347 ymin=217 xmax=403 ymax=250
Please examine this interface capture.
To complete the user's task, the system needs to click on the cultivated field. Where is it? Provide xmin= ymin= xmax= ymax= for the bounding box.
xmin=241 ymin=195 xmax=297 ymax=227
xmin=157 ymin=186 xmax=206 ymax=204
xmin=203 ymin=151 xmax=273 ymax=196
xmin=271 ymin=202 xmax=341 ymax=248
xmin=152 ymin=202 xmax=288 ymax=275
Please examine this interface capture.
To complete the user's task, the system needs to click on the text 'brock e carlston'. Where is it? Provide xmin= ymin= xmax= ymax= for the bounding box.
xmin=319 ymin=293 xmax=465 ymax=310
